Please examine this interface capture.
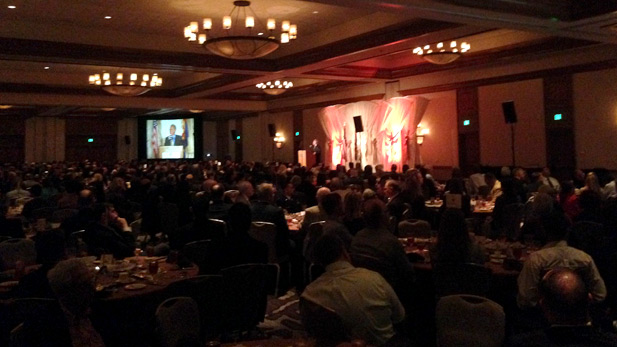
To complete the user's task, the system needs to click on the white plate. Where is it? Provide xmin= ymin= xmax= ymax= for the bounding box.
xmin=124 ymin=283 xmax=146 ymax=290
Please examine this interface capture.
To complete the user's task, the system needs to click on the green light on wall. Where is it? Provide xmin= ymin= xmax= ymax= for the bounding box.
xmin=554 ymin=114 xmax=562 ymax=121
xmin=295 ymin=131 xmax=300 ymax=136
xmin=87 ymin=138 xmax=94 ymax=143
xmin=463 ymin=120 xmax=470 ymax=126
xmin=236 ymin=135 xmax=241 ymax=140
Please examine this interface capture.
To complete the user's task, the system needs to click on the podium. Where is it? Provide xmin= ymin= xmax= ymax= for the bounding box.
xmin=159 ymin=146 xmax=184 ymax=159
xmin=298 ymin=150 xmax=307 ymax=167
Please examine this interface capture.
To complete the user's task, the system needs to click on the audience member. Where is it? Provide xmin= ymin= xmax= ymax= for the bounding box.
xmin=84 ymin=203 xmax=135 ymax=258
xmin=431 ymin=209 xmax=485 ymax=265
xmin=301 ymin=234 xmax=406 ymax=346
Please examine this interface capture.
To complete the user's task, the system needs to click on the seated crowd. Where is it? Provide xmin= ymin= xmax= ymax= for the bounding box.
xmin=0 ymin=159 xmax=616 ymax=346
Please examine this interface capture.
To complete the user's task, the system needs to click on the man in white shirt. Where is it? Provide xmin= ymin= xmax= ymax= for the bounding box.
xmin=301 ymin=234 xmax=405 ymax=346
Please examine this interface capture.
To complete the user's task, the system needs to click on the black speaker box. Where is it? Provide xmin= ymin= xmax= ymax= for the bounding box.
xmin=502 ymin=101 xmax=518 ymax=124
xmin=268 ymin=123 xmax=276 ymax=137
xmin=353 ymin=115 xmax=364 ymax=133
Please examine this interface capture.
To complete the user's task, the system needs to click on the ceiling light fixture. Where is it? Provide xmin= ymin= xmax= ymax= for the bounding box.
xmin=184 ymin=0 xmax=297 ymax=60
xmin=413 ymin=40 xmax=470 ymax=65
xmin=88 ymin=72 xmax=163 ymax=96
xmin=8 ymin=5 xmax=16 ymax=9
xmin=0 ymin=105 xmax=13 ymax=109
xmin=256 ymin=80 xmax=293 ymax=95
xmin=104 ymin=16 xmax=112 ymax=19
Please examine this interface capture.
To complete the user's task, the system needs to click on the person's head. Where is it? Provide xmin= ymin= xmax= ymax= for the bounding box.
xmin=321 ymin=193 xmax=343 ymax=219
xmin=501 ymin=166 xmax=511 ymax=177
xmin=316 ymin=187 xmax=331 ymax=205
xmin=283 ymin=182 xmax=295 ymax=196
xmin=93 ymin=203 xmax=117 ymax=226
xmin=362 ymin=199 xmax=387 ymax=229
xmin=312 ymin=234 xmax=348 ymax=266
xmin=579 ymin=189 xmax=602 ymax=212
xmin=228 ymin=203 xmax=252 ymax=237
xmin=238 ymin=180 xmax=254 ymax=198
xmin=329 ymin=177 xmax=343 ymax=191
xmin=210 ymin=184 xmax=225 ymax=202
xmin=542 ymin=167 xmax=552 ymax=178
xmin=255 ymin=183 xmax=275 ymax=203
xmin=574 ymin=169 xmax=585 ymax=182
xmin=312 ymin=139 xmax=318 ymax=146
xmin=390 ymin=164 xmax=397 ymax=173
xmin=384 ymin=179 xmax=400 ymax=198
xmin=170 ymin=124 xmax=176 ymax=135
xmin=344 ymin=191 xmax=363 ymax=219
xmin=448 ymin=177 xmax=466 ymax=195
xmin=47 ymin=258 xmax=96 ymax=318
xmin=584 ymin=172 xmax=600 ymax=191
xmin=362 ymin=188 xmax=376 ymax=201
xmin=514 ymin=167 xmax=526 ymax=181
xmin=539 ymin=268 xmax=590 ymax=325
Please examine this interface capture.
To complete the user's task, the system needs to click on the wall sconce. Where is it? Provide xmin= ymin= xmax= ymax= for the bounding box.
xmin=274 ymin=132 xmax=285 ymax=148
xmin=416 ymin=123 xmax=429 ymax=145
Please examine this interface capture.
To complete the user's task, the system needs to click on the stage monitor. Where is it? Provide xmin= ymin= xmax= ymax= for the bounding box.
xmin=138 ymin=117 xmax=202 ymax=159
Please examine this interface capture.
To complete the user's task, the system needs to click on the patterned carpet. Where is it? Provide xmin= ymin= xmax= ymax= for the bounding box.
xmin=259 ymin=290 xmax=307 ymax=339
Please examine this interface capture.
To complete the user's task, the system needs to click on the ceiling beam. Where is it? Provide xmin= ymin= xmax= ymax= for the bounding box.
xmin=0 ymin=93 xmax=267 ymax=112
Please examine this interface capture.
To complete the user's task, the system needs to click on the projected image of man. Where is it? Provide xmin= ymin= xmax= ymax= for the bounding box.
xmin=164 ymin=124 xmax=183 ymax=146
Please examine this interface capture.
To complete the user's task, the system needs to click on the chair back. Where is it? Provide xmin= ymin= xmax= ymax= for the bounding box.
xmin=299 ymin=297 xmax=348 ymax=347
xmin=10 ymin=298 xmax=69 ymax=346
xmin=0 ymin=238 xmax=36 ymax=271
xmin=207 ymin=218 xmax=227 ymax=240
xmin=432 ymin=262 xmax=491 ymax=297
xmin=67 ymin=230 xmax=88 ymax=258
xmin=166 ymin=275 xmax=223 ymax=339
xmin=156 ymin=297 xmax=201 ymax=347
xmin=436 ymin=295 xmax=505 ymax=347
xmin=182 ymin=239 xmax=222 ymax=275
xmin=398 ymin=219 xmax=431 ymax=238
xmin=445 ymin=193 xmax=463 ymax=209
xmin=303 ymin=221 xmax=325 ymax=261
xmin=220 ymin=263 xmax=268 ymax=333
xmin=249 ymin=222 xmax=277 ymax=263
xmin=51 ymin=209 xmax=78 ymax=223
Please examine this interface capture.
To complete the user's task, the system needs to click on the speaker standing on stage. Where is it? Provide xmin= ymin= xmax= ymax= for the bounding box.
xmin=309 ymin=139 xmax=322 ymax=164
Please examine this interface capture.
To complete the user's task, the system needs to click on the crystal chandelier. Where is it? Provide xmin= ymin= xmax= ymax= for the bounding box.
xmin=256 ymin=80 xmax=293 ymax=95
xmin=413 ymin=40 xmax=470 ymax=65
xmin=89 ymin=72 xmax=163 ymax=97
xmin=184 ymin=0 xmax=297 ymax=60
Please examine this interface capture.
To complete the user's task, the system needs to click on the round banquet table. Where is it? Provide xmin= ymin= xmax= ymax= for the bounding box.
xmin=91 ymin=256 xmax=199 ymax=346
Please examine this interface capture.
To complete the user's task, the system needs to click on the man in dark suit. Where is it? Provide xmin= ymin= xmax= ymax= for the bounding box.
xmin=164 ymin=124 xmax=183 ymax=146
xmin=250 ymin=183 xmax=290 ymax=259
xmin=309 ymin=139 xmax=322 ymax=165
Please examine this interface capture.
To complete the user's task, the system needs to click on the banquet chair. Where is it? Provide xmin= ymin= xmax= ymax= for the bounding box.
xmin=165 ymin=275 xmax=223 ymax=339
xmin=303 ymin=221 xmax=325 ymax=261
xmin=10 ymin=298 xmax=69 ymax=347
xmin=67 ymin=230 xmax=88 ymax=258
xmin=220 ymin=263 xmax=269 ymax=335
xmin=436 ymin=294 xmax=505 ymax=347
xmin=0 ymin=238 xmax=36 ymax=271
xmin=496 ymin=203 xmax=524 ymax=240
xmin=155 ymin=297 xmax=201 ymax=347
xmin=249 ymin=222 xmax=277 ymax=263
xmin=299 ymin=297 xmax=348 ymax=347
xmin=398 ymin=219 xmax=431 ymax=238
xmin=182 ymin=239 xmax=222 ymax=275
xmin=207 ymin=218 xmax=227 ymax=240
xmin=432 ymin=262 xmax=491 ymax=298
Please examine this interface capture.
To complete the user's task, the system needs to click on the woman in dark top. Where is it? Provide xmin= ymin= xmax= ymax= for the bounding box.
xmin=223 ymin=203 xmax=268 ymax=267
xmin=431 ymin=209 xmax=485 ymax=265
xmin=343 ymin=191 xmax=365 ymax=236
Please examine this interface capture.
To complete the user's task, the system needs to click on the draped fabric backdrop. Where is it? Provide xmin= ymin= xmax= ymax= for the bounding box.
xmin=318 ymin=96 xmax=429 ymax=170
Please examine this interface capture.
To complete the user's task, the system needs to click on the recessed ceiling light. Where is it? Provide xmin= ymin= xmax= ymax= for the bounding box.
xmin=313 ymin=11 xmax=319 ymax=14
xmin=104 ymin=16 xmax=112 ymax=19
xmin=44 ymin=66 xmax=50 ymax=70
xmin=8 ymin=5 xmax=16 ymax=9
xmin=257 ymin=32 xmax=263 ymax=36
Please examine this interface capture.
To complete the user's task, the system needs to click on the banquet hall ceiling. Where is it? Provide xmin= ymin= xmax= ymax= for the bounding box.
xmin=0 ymin=0 xmax=616 ymax=119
